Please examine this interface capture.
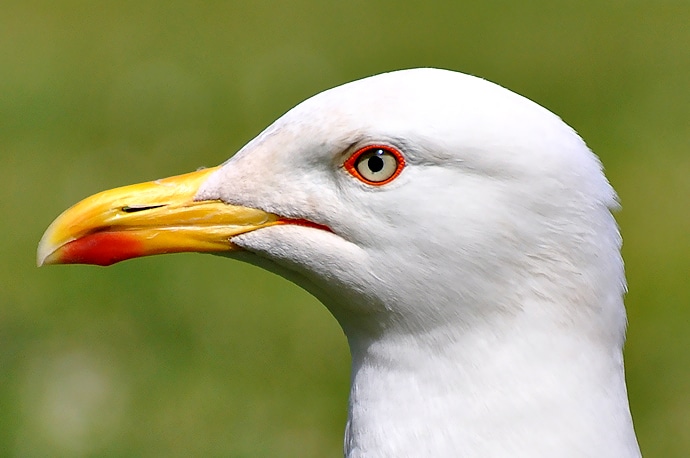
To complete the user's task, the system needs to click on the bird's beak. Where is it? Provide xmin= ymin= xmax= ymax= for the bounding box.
xmin=37 ymin=166 xmax=281 ymax=266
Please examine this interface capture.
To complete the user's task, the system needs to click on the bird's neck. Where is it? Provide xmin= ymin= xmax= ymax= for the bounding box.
xmin=343 ymin=319 xmax=640 ymax=458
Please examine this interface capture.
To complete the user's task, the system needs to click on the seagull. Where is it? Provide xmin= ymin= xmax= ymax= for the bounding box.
xmin=37 ymin=68 xmax=641 ymax=457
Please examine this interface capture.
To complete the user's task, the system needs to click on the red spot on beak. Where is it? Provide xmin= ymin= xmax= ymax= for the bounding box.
xmin=57 ymin=232 xmax=144 ymax=266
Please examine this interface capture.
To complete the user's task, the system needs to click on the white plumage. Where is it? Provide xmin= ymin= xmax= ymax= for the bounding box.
xmin=40 ymin=68 xmax=641 ymax=457
xmin=196 ymin=69 xmax=640 ymax=457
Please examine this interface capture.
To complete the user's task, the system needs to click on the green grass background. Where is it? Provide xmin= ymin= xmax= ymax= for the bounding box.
xmin=2 ymin=1 xmax=689 ymax=456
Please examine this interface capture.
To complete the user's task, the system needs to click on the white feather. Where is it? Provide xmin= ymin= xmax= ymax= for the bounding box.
xmin=197 ymin=68 xmax=640 ymax=457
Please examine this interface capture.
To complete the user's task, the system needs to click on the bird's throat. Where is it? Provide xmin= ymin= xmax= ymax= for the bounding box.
xmin=343 ymin=326 xmax=639 ymax=457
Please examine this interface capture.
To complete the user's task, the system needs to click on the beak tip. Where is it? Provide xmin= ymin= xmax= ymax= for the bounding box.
xmin=36 ymin=234 xmax=57 ymax=267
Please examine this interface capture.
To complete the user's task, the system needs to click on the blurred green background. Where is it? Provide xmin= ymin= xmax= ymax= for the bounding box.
xmin=2 ymin=1 xmax=688 ymax=456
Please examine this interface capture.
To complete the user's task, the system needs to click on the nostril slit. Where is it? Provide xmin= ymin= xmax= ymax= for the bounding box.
xmin=121 ymin=205 xmax=165 ymax=213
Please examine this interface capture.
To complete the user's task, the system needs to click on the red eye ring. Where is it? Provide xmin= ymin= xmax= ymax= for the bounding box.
xmin=344 ymin=145 xmax=406 ymax=186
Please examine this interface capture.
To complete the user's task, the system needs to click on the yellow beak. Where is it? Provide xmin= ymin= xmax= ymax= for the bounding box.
xmin=37 ymin=166 xmax=282 ymax=266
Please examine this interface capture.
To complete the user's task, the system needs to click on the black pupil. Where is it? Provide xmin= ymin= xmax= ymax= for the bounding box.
xmin=367 ymin=152 xmax=385 ymax=173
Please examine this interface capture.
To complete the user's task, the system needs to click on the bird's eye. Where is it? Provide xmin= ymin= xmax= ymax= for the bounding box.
xmin=344 ymin=145 xmax=405 ymax=185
